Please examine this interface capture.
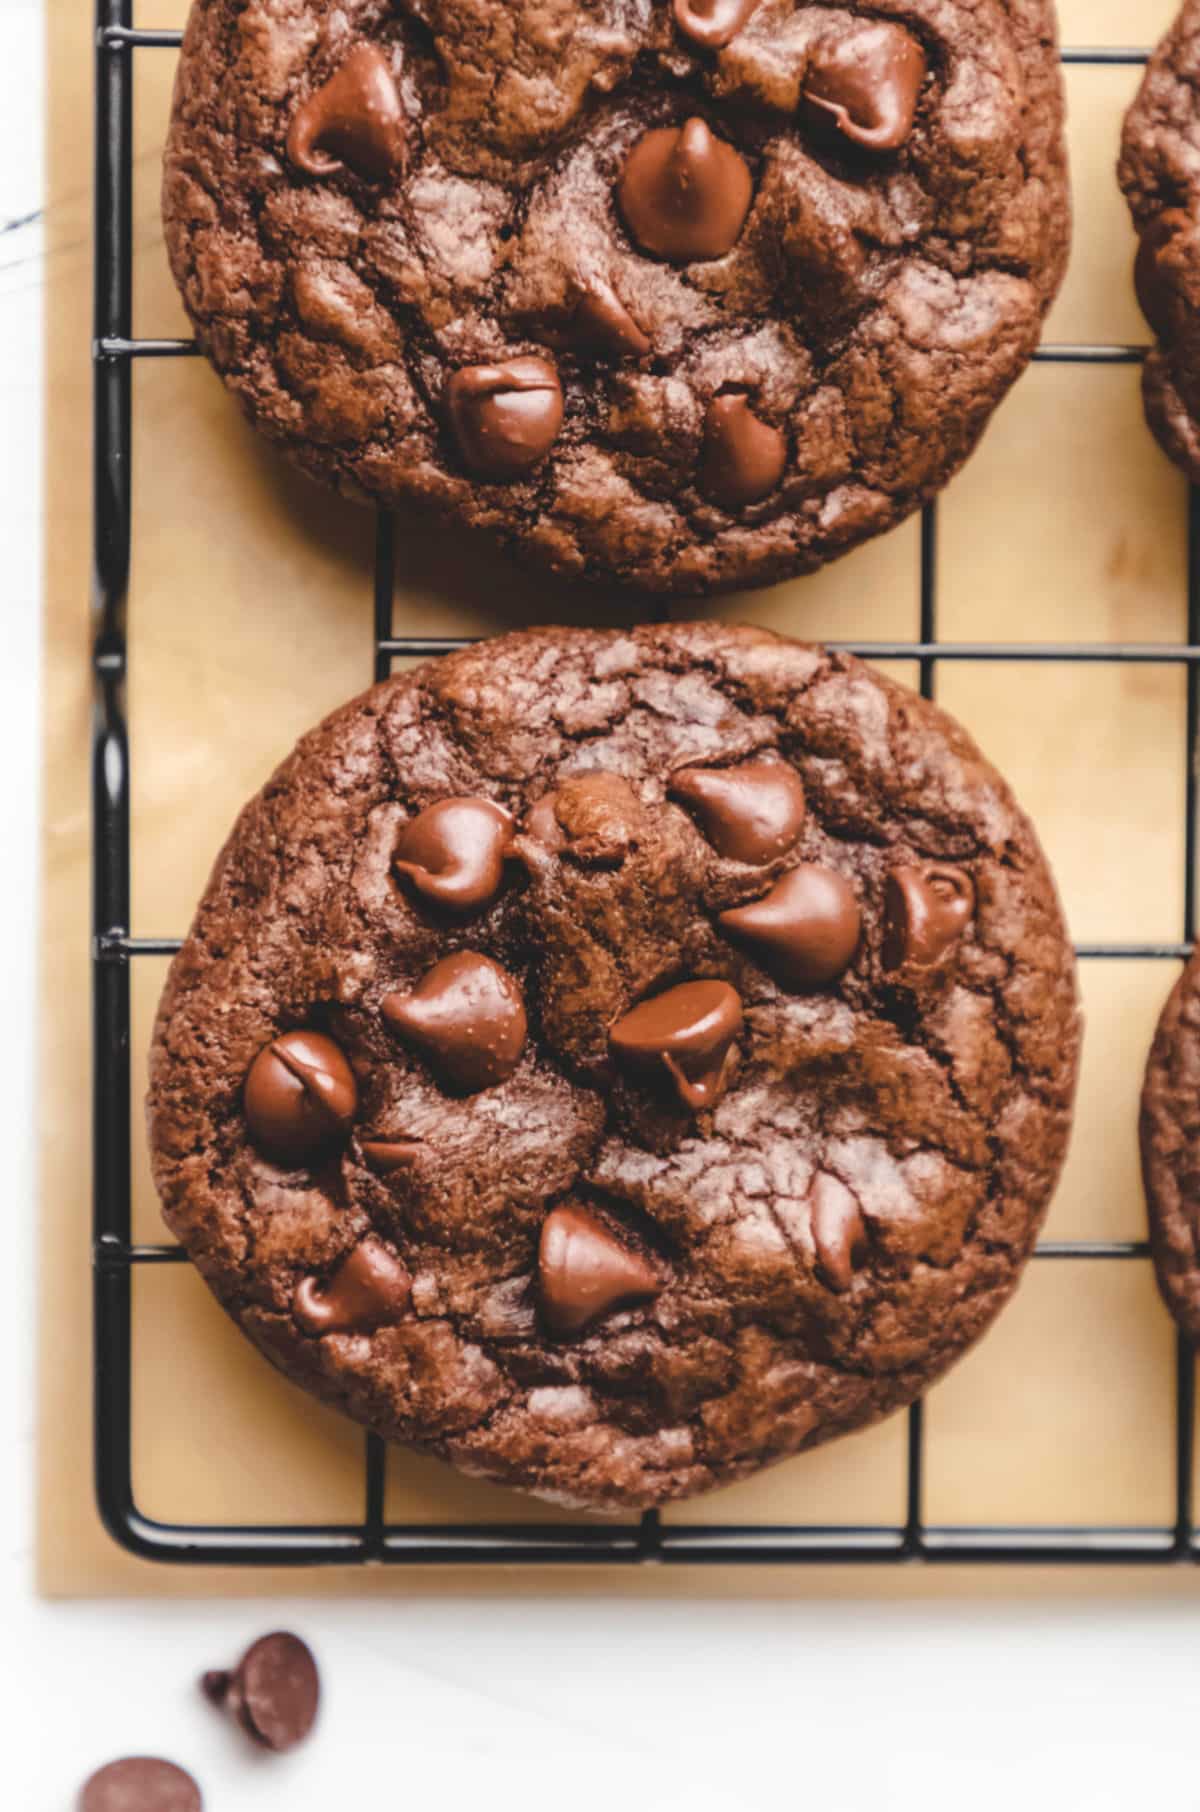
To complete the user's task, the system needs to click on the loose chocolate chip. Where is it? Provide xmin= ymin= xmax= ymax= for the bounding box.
xmin=1134 ymin=208 xmax=1191 ymax=340
xmin=78 ymin=1758 xmax=202 ymax=1812
xmin=810 ymin=1173 xmax=868 ymax=1293
xmin=719 ymin=864 xmax=860 ymax=989
xmin=382 ymin=951 xmax=527 ymax=1093
xmin=882 ymin=864 xmax=974 ymax=971
xmin=699 ymin=394 xmax=787 ymax=509
xmin=539 ymin=1204 xmax=661 ymax=1338
xmin=360 ymin=1138 xmax=424 ymax=1173
xmin=617 ymin=117 xmax=752 ymax=263
xmin=294 ymin=1238 xmax=412 ymax=1334
xmin=202 ymin=1631 xmax=319 ymax=1753
xmin=243 ymin=1030 xmax=357 ymax=1164
xmin=802 ymin=23 xmax=927 ymax=153
xmin=393 ymin=797 xmax=514 ymax=912
xmin=286 ymin=44 xmax=407 ymax=182
xmin=670 ymin=756 xmax=806 ymax=864
xmin=672 ymin=0 xmax=760 ymax=51
xmin=446 ymin=355 xmax=563 ymax=479
xmin=610 ymin=978 xmax=743 ymax=1110
xmin=572 ymin=277 xmax=652 ymax=359
xmin=523 ymin=771 xmax=642 ymax=868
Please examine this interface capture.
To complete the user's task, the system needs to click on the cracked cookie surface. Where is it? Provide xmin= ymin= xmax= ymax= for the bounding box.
xmin=163 ymin=0 xmax=1070 ymax=596
xmin=1120 ymin=1 xmax=1200 ymax=486
xmin=148 ymin=624 xmax=1080 ymax=1511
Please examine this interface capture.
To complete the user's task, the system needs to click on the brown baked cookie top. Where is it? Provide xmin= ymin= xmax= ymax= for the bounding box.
xmin=1141 ymin=949 xmax=1200 ymax=1339
xmin=163 ymin=0 xmax=1069 ymax=597
xmin=1120 ymin=1 xmax=1200 ymax=485
xmin=148 ymin=625 xmax=1080 ymax=1512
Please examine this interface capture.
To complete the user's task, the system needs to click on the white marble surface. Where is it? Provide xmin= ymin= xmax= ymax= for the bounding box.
xmin=8 ymin=6 xmax=1200 ymax=1807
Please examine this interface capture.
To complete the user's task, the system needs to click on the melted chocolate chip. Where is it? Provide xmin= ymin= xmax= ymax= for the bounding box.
xmin=719 ymin=865 xmax=860 ymax=989
xmin=524 ymin=793 xmax=565 ymax=851
xmin=523 ymin=771 xmax=642 ymax=868
xmin=79 ymin=1758 xmax=202 ymax=1812
xmin=294 ymin=1238 xmax=412 ymax=1335
xmin=538 ymin=1204 xmax=661 ymax=1338
xmin=810 ymin=1173 xmax=868 ymax=1293
xmin=243 ymin=1030 xmax=357 ymax=1164
xmin=610 ymin=979 xmax=743 ymax=1110
xmin=672 ymin=0 xmax=760 ymax=51
xmin=617 ymin=117 xmax=753 ymax=263
xmin=446 ymin=356 xmax=563 ymax=479
xmin=573 ymin=278 xmax=652 ymax=359
xmin=802 ymin=23 xmax=927 ymax=153
xmin=382 ymin=952 xmax=527 ymax=1093
xmin=1134 ymin=208 xmax=1191 ymax=340
xmin=286 ymin=44 xmax=406 ymax=183
xmin=360 ymin=1139 xmax=424 ymax=1174
xmin=393 ymin=797 xmax=514 ymax=912
xmin=700 ymin=394 xmax=787 ymax=509
xmin=202 ymin=1632 xmax=319 ymax=1753
xmin=882 ymin=864 xmax=974 ymax=971
xmin=670 ymin=757 xmax=806 ymax=864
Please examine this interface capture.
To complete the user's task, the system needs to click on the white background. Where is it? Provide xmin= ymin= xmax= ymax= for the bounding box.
xmin=7 ymin=5 xmax=1200 ymax=1807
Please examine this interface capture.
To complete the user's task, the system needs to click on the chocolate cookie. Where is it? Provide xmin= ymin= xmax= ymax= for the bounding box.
xmin=1120 ymin=2 xmax=1200 ymax=485
xmin=148 ymin=625 xmax=1080 ymax=1511
xmin=163 ymin=1 xmax=1069 ymax=596
xmin=1141 ymin=949 xmax=1200 ymax=1338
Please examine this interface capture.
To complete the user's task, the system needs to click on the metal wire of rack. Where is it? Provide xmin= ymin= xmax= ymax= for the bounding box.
xmin=91 ymin=3 xmax=1200 ymax=1565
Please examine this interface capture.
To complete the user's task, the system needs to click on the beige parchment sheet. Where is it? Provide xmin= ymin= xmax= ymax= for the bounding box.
xmin=39 ymin=0 xmax=1200 ymax=1597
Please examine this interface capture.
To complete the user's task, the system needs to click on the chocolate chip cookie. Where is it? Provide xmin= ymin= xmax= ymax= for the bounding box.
xmin=1141 ymin=949 xmax=1200 ymax=1339
xmin=1120 ymin=1 xmax=1200 ymax=485
xmin=148 ymin=624 xmax=1080 ymax=1511
xmin=163 ymin=0 xmax=1070 ymax=596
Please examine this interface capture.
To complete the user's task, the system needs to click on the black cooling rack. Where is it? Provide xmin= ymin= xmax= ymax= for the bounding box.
xmin=92 ymin=4 xmax=1200 ymax=1565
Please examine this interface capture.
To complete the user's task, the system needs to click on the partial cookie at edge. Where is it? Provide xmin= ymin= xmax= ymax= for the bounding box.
xmin=1142 ymin=947 xmax=1200 ymax=1339
xmin=1120 ymin=0 xmax=1200 ymax=485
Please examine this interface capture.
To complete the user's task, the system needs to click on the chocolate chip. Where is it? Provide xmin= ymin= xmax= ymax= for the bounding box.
xmin=671 ymin=0 xmax=760 ymax=52
xmin=810 ymin=1173 xmax=868 ymax=1293
xmin=617 ymin=117 xmax=752 ymax=263
xmin=382 ymin=951 xmax=527 ymax=1093
xmin=523 ymin=793 xmax=566 ymax=851
xmin=360 ymin=1138 xmax=424 ymax=1173
xmin=882 ymin=864 xmax=974 ymax=971
xmin=610 ymin=978 xmax=743 ymax=1110
xmin=78 ymin=1758 xmax=202 ymax=1812
xmin=522 ymin=771 xmax=642 ymax=868
xmin=538 ymin=1204 xmax=661 ymax=1338
xmin=446 ymin=355 xmax=563 ymax=479
xmin=719 ymin=864 xmax=861 ymax=989
xmin=572 ymin=277 xmax=652 ymax=360
xmin=294 ymin=1237 xmax=412 ymax=1334
xmin=671 ymin=756 xmax=805 ymax=864
xmin=1134 ymin=208 xmax=1191 ymax=341
xmin=699 ymin=394 xmax=787 ymax=509
xmin=802 ymin=23 xmax=926 ymax=153
xmin=202 ymin=1631 xmax=319 ymax=1753
xmin=286 ymin=44 xmax=407 ymax=183
xmin=243 ymin=1030 xmax=357 ymax=1164
xmin=393 ymin=797 xmax=514 ymax=912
